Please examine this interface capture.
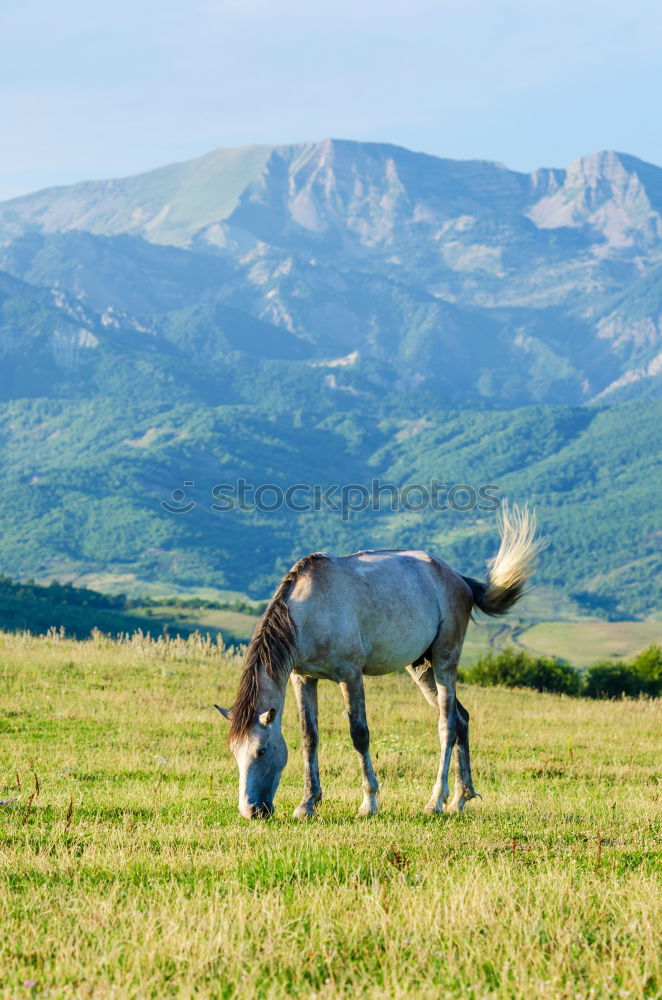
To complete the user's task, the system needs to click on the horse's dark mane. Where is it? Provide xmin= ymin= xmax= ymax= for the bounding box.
xmin=229 ymin=553 xmax=328 ymax=744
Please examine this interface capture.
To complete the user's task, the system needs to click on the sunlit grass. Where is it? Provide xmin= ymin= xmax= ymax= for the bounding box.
xmin=0 ymin=630 xmax=660 ymax=998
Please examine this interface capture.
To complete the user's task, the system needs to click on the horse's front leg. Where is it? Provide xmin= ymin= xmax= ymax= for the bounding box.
xmin=291 ymin=673 xmax=322 ymax=820
xmin=339 ymin=673 xmax=380 ymax=817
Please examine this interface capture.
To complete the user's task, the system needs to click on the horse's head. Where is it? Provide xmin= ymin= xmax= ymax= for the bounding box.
xmin=215 ymin=704 xmax=288 ymax=818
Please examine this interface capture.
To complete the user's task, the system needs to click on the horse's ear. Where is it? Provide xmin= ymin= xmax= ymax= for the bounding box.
xmin=259 ymin=708 xmax=276 ymax=727
xmin=214 ymin=705 xmax=232 ymax=721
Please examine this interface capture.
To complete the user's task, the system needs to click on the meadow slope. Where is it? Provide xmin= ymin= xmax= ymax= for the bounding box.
xmin=0 ymin=632 xmax=660 ymax=999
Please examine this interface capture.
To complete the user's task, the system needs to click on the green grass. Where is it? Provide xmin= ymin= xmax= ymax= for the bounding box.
xmin=136 ymin=603 xmax=259 ymax=643
xmin=518 ymin=621 xmax=662 ymax=666
xmin=0 ymin=631 xmax=660 ymax=998
xmin=460 ymin=618 xmax=662 ymax=667
xmin=133 ymin=603 xmax=259 ymax=642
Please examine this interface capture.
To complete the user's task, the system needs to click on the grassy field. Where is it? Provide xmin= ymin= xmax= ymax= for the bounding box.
xmin=516 ymin=621 xmax=662 ymax=667
xmin=0 ymin=631 xmax=660 ymax=999
xmin=136 ymin=605 xmax=260 ymax=643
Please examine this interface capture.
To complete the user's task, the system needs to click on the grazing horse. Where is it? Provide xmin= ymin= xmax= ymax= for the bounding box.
xmin=216 ymin=503 xmax=544 ymax=819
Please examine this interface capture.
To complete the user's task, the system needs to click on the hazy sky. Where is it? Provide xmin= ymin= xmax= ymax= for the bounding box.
xmin=1 ymin=0 xmax=661 ymax=201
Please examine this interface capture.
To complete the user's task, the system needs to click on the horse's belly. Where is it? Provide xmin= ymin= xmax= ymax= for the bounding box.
xmin=294 ymin=661 xmax=347 ymax=683
xmin=362 ymin=661 xmax=408 ymax=677
xmin=361 ymin=617 xmax=438 ymax=675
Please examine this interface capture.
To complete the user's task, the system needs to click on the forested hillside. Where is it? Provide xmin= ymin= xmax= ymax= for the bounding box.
xmin=0 ymin=140 xmax=660 ymax=616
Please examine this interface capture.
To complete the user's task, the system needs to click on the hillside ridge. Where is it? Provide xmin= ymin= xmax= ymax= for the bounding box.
xmin=0 ymin=139 xmax=660 ymax=615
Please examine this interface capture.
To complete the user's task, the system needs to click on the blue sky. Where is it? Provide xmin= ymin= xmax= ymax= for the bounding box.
xmin=1 ymin=0 xmax=661 ymax=201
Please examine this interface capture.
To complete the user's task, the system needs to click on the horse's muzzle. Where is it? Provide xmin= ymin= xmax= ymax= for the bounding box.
xmin=241 ymin=801 xmax=274 ymax=820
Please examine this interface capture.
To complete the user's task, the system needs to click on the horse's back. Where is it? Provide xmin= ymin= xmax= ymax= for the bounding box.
xmin=288 ymin=549 xmax=472 ymax=677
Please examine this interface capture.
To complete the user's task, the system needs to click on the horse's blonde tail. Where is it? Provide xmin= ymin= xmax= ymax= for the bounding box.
xmin=462 ymin=501 xmax=547 ymax=616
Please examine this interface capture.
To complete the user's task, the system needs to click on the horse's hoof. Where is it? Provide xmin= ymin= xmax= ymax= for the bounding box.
xmin=293 ymin=804 xmax=317 ymax=820
xmin=424 ymin=801 xmax=443 ymax=815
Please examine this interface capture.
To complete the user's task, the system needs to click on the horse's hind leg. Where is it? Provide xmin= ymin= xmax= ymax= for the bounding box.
xmin=291 ymin=674 xmax=322 ymax=820
xmin=339 ymin=673 xmax=380 ymax=817
xmin=406 ymin=660 xmax=437 ymax=709
xmin=425 ymin=645 xmax=464 ymax=815
xmin=409 ymin=643 xmax=479 ymax=814
xmin=446 ymin=697 xmax=479 ymax=813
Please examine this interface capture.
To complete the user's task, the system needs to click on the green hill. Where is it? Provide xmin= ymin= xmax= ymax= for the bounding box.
xmin=0 ymin=575 xmax=265 ymax=643
xmin=0 ymin=576 xmax=167 ymax=639
xmin=0 ymin=140 xmax=660 ymax=615
xmin=0 ymin=389 xmax=659 ymax=617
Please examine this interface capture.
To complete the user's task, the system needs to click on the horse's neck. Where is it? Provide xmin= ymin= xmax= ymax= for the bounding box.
xmin=256 ymin=664 xmax=289 ymax=718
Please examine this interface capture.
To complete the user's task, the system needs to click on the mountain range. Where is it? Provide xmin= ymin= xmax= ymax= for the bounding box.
xmin=0 ymin=139 xmax=660 ymax=619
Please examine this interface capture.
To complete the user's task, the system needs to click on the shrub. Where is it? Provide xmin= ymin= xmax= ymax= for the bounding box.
xmin=582 ymin=645 xmax=662 ymax=698
xmin=582 ymin=660 xmax=645 ymax=699
xmin=630 ymin=644 xmax=662 ymax=696
xmin=462 ymin=645 xmax=662 ymax=699
xmin=465 ymin=648 xmax=581 ymax=695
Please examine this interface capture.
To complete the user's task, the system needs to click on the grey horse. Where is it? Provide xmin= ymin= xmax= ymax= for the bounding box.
xmin=216 ymin=502 xmax=544 ymax=819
